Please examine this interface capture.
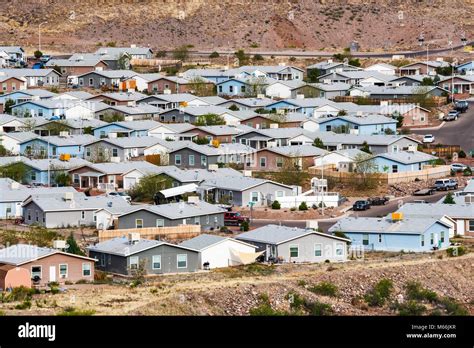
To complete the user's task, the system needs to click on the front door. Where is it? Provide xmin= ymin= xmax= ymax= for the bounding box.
xmin=49 ymin=266 xmax=56 ymax=282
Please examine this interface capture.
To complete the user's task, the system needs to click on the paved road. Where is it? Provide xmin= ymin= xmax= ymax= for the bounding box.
xmin=411 ymin=102 xmax=474 ymax=153
xmin=250 ymin=190 xmax=449 ymax=232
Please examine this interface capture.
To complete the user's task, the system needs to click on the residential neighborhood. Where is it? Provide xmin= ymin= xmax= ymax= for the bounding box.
xmin=0 ymin=3 xmax=473 ymax=339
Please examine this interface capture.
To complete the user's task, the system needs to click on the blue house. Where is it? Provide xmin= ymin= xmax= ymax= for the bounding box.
xmin=264 ymin=98 xmax=334 ymax=116
xmin=316 ymin=115 xmax=397 ymax=135
xmin=92 ymin=120 xmax=160 ymax=138
xmin=216 ymin=78 xmax=269 ymax=97
xmin=329 ymin=216 xmax=451 ymax=252
xmin=19 ymin=134 xmax=97 ymax=158
xmin=456 ymin=61 xmax=474 ymax=74
xmin=0 ymin=89 xmax=56 ymax=107
xmin=11 ymin=99 xmax=77 ymax=119
xmin=360 ymin=151 xmax=437 ymax=173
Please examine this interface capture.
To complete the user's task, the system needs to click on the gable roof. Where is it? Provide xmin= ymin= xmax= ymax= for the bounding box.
xmin=199 ymin=175 xmax=291 ymax=192
xmin=179 ymin=233 xmax=255 ymax=250
xmin=369 ymin=151 xmax=437 ymax=164
xmin=260 ymin=145 xmax=328 ymax=157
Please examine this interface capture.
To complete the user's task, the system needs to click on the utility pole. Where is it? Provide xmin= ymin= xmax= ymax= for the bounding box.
xmin=38 ymin=21 xmax=48 ymax=53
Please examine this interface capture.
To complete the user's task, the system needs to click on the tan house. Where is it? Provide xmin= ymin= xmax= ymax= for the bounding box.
xmin=147 ymin=76 xmax=214 ymax=95
xmin=46 ymin=58 xmax=109 ymax=76
xmin=0 ymin=244 xmax=95 ymax=287
xmin=241 ymin=112 xmax=307 ymax=129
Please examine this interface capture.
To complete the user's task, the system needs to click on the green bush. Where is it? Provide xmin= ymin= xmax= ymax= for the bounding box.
xmin=240 ymin=220 xmax=249 ymax=231
xmin=271 ymin=200 xmax=281 ymax=209
xmin=298 ymin=202 xmax=308 ymax=211
xmin=209 ymin=51 xmax=219 ymax=58
xmin=308 ymin=282 xmax=339 ymax=297
xmin=249 ymin=294 xmax=287 ymax=316
xmin=463 ymin=167 xmax=472 ymax=176
xmin=57 ymin=306 xmax=96 ymax=316
xmin=305 ymin=300 xmax=333 ymax=316
xmin=439 ymin=297 xmax=468 ymax=316
xmin=446 ymin=246 xmax=467 ymax=257
xmin=15 ymin=300 xmax=32 ymax=310
xmin=397 ymin=300 xmax=426 ymax=316
xmin=405 ymin=281 xmax=438 ymax=302
xmin=286 ymin=292 xmax=305 ymax=311
xmin=364 ymin=278 xmax=393 ymax=307
xmin=458 ymin=150 xmax=466 ymax=158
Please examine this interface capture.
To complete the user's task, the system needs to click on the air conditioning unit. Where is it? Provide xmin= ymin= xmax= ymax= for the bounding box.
xmin=163 ymin=89 xmax=171 ymax=94
xmin=53 ymin=240 xmax=67 ymax=249
xmin=257 ymin=94 xmax=265 ymax=99
xmin=60 ymin=274 xmax=66 ymax=279
xmin=128 ymin=232 xmax=140 ymax=244
xmin=110 ymin=157 xmax=121 ymax=163
xmin=208 ymin=164 xmax=219 ymax=171
xmin=59 ymin=131 xmax=69 ymax=137
xmin=243 ymin=170 xmax=252 ymax=177
xmin=187 ymin=196 xmax=200 ymax=204
xmin=63 ymin=192 xmax=74 ymax=201
xmin=269 ymin=123 xmax=279 ymax=129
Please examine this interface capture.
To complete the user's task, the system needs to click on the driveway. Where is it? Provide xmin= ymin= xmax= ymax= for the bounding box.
xmin=411 ymin=103 xmax=474 ymax=153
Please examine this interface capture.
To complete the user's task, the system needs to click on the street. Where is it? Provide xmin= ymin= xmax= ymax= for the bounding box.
xmin=411 ymin=102 xmax=474 ymax=154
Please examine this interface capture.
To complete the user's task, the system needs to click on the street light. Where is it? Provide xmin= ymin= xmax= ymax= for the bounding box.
xmin=38 ymin=21 xmax=48 ymax=53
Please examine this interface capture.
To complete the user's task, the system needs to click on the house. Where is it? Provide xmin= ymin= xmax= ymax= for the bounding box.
xmin=456 ymin=61 xmax=474 ymax=74
xmin=397 ymin=203 xmax=474 ymax=237
xmin=349 ymin=85 xmax=448 ymax=100
xmin=438 ymin=75 xmax=474 ymax=95
xmin=0 ymin=131 xmax=37 ymax=154
xmin=0 ymin=114 xmax=26 ymax=133
xmin=309 ymin=114 xmax=398 ymax=135
xmin=157 ymin=105 xmax=233 ymax=124
xmin=0 ymin=178 xmax=78 ymax=218
xmin=169 ymin=142 xmax=220 ymax=169
xmin=0 ymin=89 xmax=57 ymax=113
xmin=95 ymin=104 xmax=162 ymax=121
xmin=0 ymin=76 xmax=27 ymax=93
xmin=92 ymin=120 xmax=161 ymax=138
xmin=362 ymin=151 xmax=437 ymax=173
xmin=318 ymin=70 xmax=396 ymax=87
xmin=147 ymin=123 xmax=196 ymax=140
xmin=87 ymin=235 xmax=199 ymax=275
xmin=217 ymin=97 xmax=275 ymax=111
xmin=146 ymin=75 xmax=214 ymax=95
xmin=293 ymin=83 xmax=352 ymax=99
xmin=83 ymin=136 xmax=161 ymax=162
xmin=179 ymin=234 xmax=259 ymax=269
xmin=53 ymin=91 xmax=94 ymax=101
xmin=20 ymin=134 xmax=97 ymax=158
xmin=46 ymin=57 xmax=109 ymax=76
xmin=0 ymin=244 xmax=95 ymax=287
xmin=0 ymin=69 xmax=61 ymax=87
xmin=235 ymin=127 xmax=324 ymax=149
xmin=244 ymin=145 xmax=327 ymax=171
xmin=33 ymin=119 xmax=107 ymax=136
xmin=0 ymin=46 xmax=26 ymax=66
xmin=198 ymin=176 xmax=294 ymax=207
xmin=11 ymin=99 xmax=81 ymax=119
xmin=182 ymin=125 xmax=252 ymax=143
xmin=306 ymin=60 xmax=362 ymax=76
xmin=238 ymin=65 xmax=304 ymax=80
xmin=116 ymin=200 xmax=225 ymax=230
xmin=240 ymin=112 xmax=307 ymax=129
xmin=365 ymin=63 xmax=397 ymax=76
xmin=95 ymin=46 xmax=154 ymax=60
xmin=328 ymin=216 xmax=451 ymax=252
xmin=22 ymin=193 xmax=130 ymax=228
xmin=399 ymin=60 xmax=450 ymax=76
xmin=94 ymin=205 xmax=142 ymax=230
xmin=314 ymin=148 xmax=366 ymax=172
xmin=138 ymin=93 xmax=201 ymax=110
xmin=77 ymin=70 xmax=138 ymax=89
xmin=216 ymin=77 xmax=272 ymax=97
xmin=236 ymin=224 xmax=350 ymax=263
xmin=88 ymin=91 xmax=147 ymax=106
xmin=265 ymin=80 xmax=307 ymax=99
xmin=69 ymin=52 xmax=130 ymax=71
xmin=264 ymin=98 xmax=346 ymax=117
xmin=183 ymin=68 xmax=241 ymax=84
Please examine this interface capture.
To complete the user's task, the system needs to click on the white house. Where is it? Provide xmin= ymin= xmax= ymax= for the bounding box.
xmin=365 ymin=63 xmax=397 ymax=76
xmin=64 ymin=101 xmax=108 ymax=120
xmin=0 ymin=132 xmax=37 ymax=154
xmin=148 ymin=123 xmax=196 ymax=140
xmin=179 ymin=234 xmax=259 ymax=269
xmin=314 ymin=148 xmax=367 ymax=171
xmin=0 ymin=114 xmax=26 ymax=133
xmin=265 ymin=80 xmax=306 ymax=99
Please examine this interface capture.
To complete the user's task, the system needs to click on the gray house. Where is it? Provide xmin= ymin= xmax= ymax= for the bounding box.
xmin=116 ymin=200 xmax=226 ymax=230
xmin=88 ymin=236 xmax=199 ymax=275
xmin=84 ymin=136 xmax=161 ymax=162
xmin=169 ymin=143 xmax=220 ymax=169
xmin=77 ymin=70 xmax=137 ymax=89
xmin=198 ymin=176 xmax=294 ymax=207
xmin=236 ymin=224 xmax=350 ymax=263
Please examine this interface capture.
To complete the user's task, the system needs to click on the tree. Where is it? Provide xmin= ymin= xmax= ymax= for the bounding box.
xmin=209 ymin=51 xmax=219 ymax=58
xmin=102 ymin=112 xmax=125 ymax=123
xmin=384 ymin=128 xmax=395 ymax=135
xmin=360 ymin=141 xmax=371 ymax=154
xmin=173 ymin=45 xmax=189 ymax=61
xmin=393 ymin=112 xmax=404 ymax=128
xmin=34 ymin=50 xmax=43 ymax=59
xmin=44 ymin=121 xmax=71 ymax=136
xmin=253 ymin=54 xmax=264 ymax=61
xmin=128 ymin=174 xmax=174 ymax=202
xmin=443 ymin=192 xmax=455 ymax=204
xmin=194 ymin=113 xmax=226 ymax=126
xmin=188 ymin=76 xmax=213 ymax=97
xmin=228 ymin=104 xmax=240 ymax=111
xmin=193 ymin=136 xmax=210 ymax=145
xmin=0 ymin=145 xmax=9 ymax=156
xmin=86 ymin=144 xmax=110 ymax=163
xmin=66 ymin=233 xmax=85 ymax=256
xmin=306 ymin=68 xmax=320 ymax=83
xmin=156 ymin=50 xmax=167 ymax=58
xmin=3 ymin=99 xmax=15 ymax=114
xmin=234 ymin=49 xmax=249 ymax=66
xmin=353 ymin=153 xmax=378 ymax=189
xmin=299 ymin=201 xmax=308 ymax=211
xmin=435 ymin=66 xmax=452 ymax=76
xmin=312 ymin=137 xmax=325 ymax=149
xmin=411 ymin=86 xmax=436 ymax=109
xmin=274 ymin=156 xmax=310 ymax=187
xmin=117 ymin=53 xmax=130 ymax=70
xmin=421 ymin=77 xmax=434 ymax=86
xmin=0 ymin=163 xmax=29 ymax=182
xmin=271 ymin=200 xmax=281 ymax=209
xmin=337 ymin=109 xmax=348 ymax=116
xmin=245 ymin=76 xmax=268 ymax=97
xmin=53 ymin=172 xmax=71 ymax=187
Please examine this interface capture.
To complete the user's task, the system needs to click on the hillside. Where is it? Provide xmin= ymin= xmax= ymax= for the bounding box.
xmin=1 ymin=0 xmax=474 ymax=53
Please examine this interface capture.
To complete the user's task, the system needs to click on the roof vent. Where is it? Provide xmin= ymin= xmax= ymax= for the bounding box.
xmin=107 ymin=201 xmax=113 ymax=207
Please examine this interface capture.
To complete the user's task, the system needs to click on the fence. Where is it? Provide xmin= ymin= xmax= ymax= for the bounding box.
xmin=421 ymin=145 xmax=461 ymax=157
xmin=98 ymin=224 xmax=201 ymax=242
xmin=130 ymin=58 xmax=181 ymax=67
xmin=277 ymin=192 xmax=343 ymax=208
xmin=334 ymin=96 xmax=448 ymax=106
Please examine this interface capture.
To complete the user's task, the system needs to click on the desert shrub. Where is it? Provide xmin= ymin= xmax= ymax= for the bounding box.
xmin=249 ymin=293 xmax=287 ymax=316
xmin=364 ymin=278 xmax=393 ymax=307
xmin=458 ymin=150 xmax=466 ymax=158
xmin=439 ymin=297 xmax=468 ymax=316
xmin=308 ymin=282 xmax=338 ymax=297
xmin=58 ymin=306 xmax=96 ymax=316
xmin=397 ymin=300 xmax=426 ymax=316
xmin=446 ymin=246 xmax=467 ymax=257
xmin=15 ymin=299 xmax=32 ymax=310
xmin=405 ymin=281 xmax=438 ymax=302
xmin=298 ymin=202 xmax=308 ymax=211
xmin=271 ymin=200 xmax=281 ymax=209
xmin=286 ymin=292 xmax=306 ymax=311
xmin=1 ymin=286 xmax=35 ymax=303
xmin=305 ymin=300 xmax=333 ymax=316
xmin=240 ymin=220 xmax=249 ymax=231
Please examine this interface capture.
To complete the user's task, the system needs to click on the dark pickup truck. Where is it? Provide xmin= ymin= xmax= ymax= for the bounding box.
xmin=352 ymin=200 xmax=371 ymax=211
xmin=224 ymin=212 xmax=249 ymax=226
xmin=368 ymin=196 xmax=389 ymax=205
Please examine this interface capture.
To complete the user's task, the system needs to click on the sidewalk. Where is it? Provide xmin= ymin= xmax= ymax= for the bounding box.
xmin=409 ymin=121 xmax=446 ymax=131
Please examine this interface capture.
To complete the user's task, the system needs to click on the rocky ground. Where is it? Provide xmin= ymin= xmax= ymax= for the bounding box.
xmin=1 ymin=249 xmax=472 ymax=316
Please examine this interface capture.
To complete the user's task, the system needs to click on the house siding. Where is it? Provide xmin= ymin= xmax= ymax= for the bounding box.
xmin=170 ymin=148 xmax=219 ymax=169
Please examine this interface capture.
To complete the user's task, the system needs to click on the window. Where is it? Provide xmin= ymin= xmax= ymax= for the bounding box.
xmin=276 ymin=157 xmax=283 ymax=168
xmin=135 ymin=219 xmax=144 ymax=228
xmin=86 ymin=147 xmax=91 ymax=157
xmin=175 ymin=154 xmax=182 ymax=165
xmin=89 ymin=78 xmax=94 ymax=86
xmin=35 ymin=211 xmax=39 ymax=222
xmin=81 ymin=211 xmax=85 ymax=220
xmin=229 ymin=86 xmax=234 ymax=93
xmin=335 ymin=243 xmax=344 ymax=256
xmin=421 ymin=235 xmax=425 ymax=247
xmin=189 ymin=154 xmax=195 ymax=166
xmin=440 ymin=231 xmax=445 ymax=243
xmin=73 ymin=173 xmax=79 ymax=184
xmin=251 ymin=192 xmax=259 ymax=202
xmin=241 ymin=86 xmax=246 ymax=93
xmin=430 ymin=233 xmax=434 ymax=245
xmin=31 ymin=266 xmax=42 ymax=279
xmin=59 ymin=264 xmax=68 ymax=278
xmin=326 ymin=125 xmax=332 ymax=131
xmin=314 ymin=244 xmax=322 ymax=257
xmin=392 ymin=165 xmax=398 ymax=173
xmin=275 ymin=190 xmax=284 ymax=198
xmin=194 ymin=216 xmax=200 ymax=225
xmin=206 ymin=215 xmax=210 ymax=224
xmin=201 ymin=155 xmax=207 ymax=167
xmin=289 ymin=245 xmax=299 ymax=258
xmin=27 ymin=209 xmax=31 ymax=220
xmin=30 ymin=172 xmax=36 ymax=181
xmin=218 ymin=86 xmax=223 ymax=93
xmin=156 ymin=219 xmax=164 ymax=227
xmin=79 ymin=78 xmax=84 ymax=86
xmin=82 ymin=263 xmax=91 ymax=276
xmin=112 ymin=148 xmax=118 ymax=157
xmin=378 ymin=234 xmax=382 ymax=243
xmin=129 ymin=256 xmax=139 ymax=270
xmin=362 ymin=234 xmax=369 ymax=246
xmin=152 ymin=255 xmax=161 ymax=270
xmin=177 ymin=254 xmax=187 ymax=268
xmin=469 ymin=220 xmax=474 ymax=232
xmin=228 ymin=191 xmax=233 ymax=201
xmin=260 ymin=157 xmax=266 ymax=167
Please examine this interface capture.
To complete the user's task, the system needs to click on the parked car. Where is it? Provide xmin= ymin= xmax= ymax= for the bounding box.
xmin=444 ymin=110 xmax=459 ymax=121
xmin=106 ymin=191 xmax=131 ymax=203
xmin=413 ymin=188 xmax=435 ymax=196
xmin=422 ymin=134 xmax=435 ymax=143
xmin=224 ymin=212 xmax=249 ymax=226
xmin=451 ymin=163 xmax=468 ymax=172
xmin=434 ymin=179 xmax=458 ymax=191
xmin=368 ymin=196 xmax=389 ymax=205
xmin=455 ymin=100 xmax=469 ymax=113
xmin=352 ymin=200 xmax=371 ymax=211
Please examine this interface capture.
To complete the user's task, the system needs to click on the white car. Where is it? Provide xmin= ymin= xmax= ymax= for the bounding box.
xmin=422 ymin=134 xmax=435 ymax=143
xmin=107 ymin=191 xmax=131 ymax=203
xmin=451 ymin=163 xmax=467 ymax=172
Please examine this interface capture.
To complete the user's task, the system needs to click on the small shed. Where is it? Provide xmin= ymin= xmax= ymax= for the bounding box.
xmin=0 ymin=264 xmax=31 ymax=290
